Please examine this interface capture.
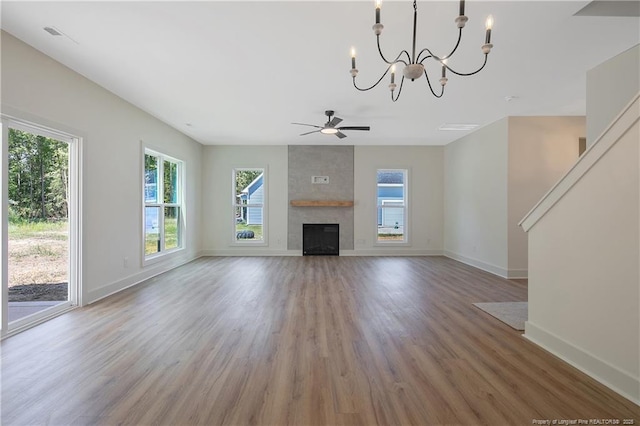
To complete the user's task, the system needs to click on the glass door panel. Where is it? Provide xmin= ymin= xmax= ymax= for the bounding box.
xmin=6 ymin=128 xmax=70 ymax=324
xmin=1 ymin=118 xmax=79 ymax=336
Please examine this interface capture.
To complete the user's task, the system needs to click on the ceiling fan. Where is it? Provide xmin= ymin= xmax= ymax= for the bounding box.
xmin=292 ymin=110 xmax=370 ymax=139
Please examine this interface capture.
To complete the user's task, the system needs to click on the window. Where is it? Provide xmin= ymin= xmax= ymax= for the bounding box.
xmin=233 ymin=168 xmax=265 ymax=243
xmin=144 ymin=150 xmax=183 ymax=258
xmin=376 ymin=169 xmax=408 ymax=243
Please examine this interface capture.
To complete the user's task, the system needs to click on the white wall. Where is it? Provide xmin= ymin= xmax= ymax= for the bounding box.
xmin=524 ymin=107 xmax=639 ymax=404
xmin=444 ymin=119 xmax=509 ymax=276
xmin=354 ymin=146 xmax=443 ymax=255
xmin=201 ymin=145 xmax=289 ymax=255
xmin=443 ymin=116 xmax=585 ymax=278
xmin=201 ymin=145 xmax=444 ymax=256
xmin=507 ymin=116 xmax=583 ymax=275
xmin=586 ymin=44 xmax=639 ymax=146
xmin=1 ymin=32 xmax=203 ymax=304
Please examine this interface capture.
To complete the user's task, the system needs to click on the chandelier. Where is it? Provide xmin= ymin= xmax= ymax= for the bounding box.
xmin=350 ymin=0 xmax=494 ymax=101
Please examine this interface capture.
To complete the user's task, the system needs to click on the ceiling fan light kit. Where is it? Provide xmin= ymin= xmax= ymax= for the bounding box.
xmin=292 ymin=110 xmax=371 ymax=139
xmin=350 ymin=0 xmax=494 ymax=101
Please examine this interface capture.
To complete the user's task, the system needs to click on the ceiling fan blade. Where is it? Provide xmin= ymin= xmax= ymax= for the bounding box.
xmin=335 ymin=131 xmax=347 ymax=139
xmin=328 ymin=116 xmax=343 ymax=127
xmin=292 ymin=122 xmax=322 ymax=129
xmin=337 ymin=126 xmax=370 ymax=131
xmin=300 ymin=129 xmax=322 ymax=136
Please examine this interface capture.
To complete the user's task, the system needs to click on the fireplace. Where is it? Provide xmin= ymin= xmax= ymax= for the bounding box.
xmin=303 ymin=223 xmax=339 ymax=256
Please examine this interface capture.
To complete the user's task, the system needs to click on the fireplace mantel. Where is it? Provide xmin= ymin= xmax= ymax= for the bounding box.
xmin=290 ymin=200 xmax=354 ymax=207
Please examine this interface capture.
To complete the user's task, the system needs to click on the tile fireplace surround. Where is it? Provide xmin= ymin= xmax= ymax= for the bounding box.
xmin=288 ymin=145 xmax=354 ymax=251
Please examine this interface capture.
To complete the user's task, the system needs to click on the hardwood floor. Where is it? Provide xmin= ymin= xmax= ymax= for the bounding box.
xmin=2 ymin=256 xmax=639 ymax=425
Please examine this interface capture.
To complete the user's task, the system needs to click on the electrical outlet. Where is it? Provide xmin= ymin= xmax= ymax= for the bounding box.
xmin=123 ymin=257 xmax=129 ymax=268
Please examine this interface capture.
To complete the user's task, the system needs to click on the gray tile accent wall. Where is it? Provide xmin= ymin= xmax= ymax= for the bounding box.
xmin=288 ymin=145 xmax=354 ymax=251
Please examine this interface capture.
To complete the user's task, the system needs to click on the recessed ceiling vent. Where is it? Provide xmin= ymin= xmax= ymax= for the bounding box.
xmin=438 ymin=123 xmax=480 ymax=131
xmin=43 ymin=26 xmax=63 ymax=36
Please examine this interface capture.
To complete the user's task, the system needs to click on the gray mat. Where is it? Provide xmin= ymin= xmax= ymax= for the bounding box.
xmin=473 ymin=302 xmax=528 ymax=331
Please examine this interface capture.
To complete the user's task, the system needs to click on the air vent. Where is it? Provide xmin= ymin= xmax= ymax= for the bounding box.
xmin=43 ymin=27 xmax=63 ymax=36
xmin=438 ymin=123 xmax=480 ymax=131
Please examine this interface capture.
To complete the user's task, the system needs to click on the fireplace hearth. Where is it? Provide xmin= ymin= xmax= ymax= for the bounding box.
xmin=303 ymin=223 xmax=339 ymax=256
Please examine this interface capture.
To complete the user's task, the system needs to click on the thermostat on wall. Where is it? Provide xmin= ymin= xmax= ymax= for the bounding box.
xmin=312 ymin=176 xmax=329 ymax=184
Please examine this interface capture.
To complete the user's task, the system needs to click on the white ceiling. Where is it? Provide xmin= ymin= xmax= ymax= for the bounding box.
xmin=1 ymin=1 xmax=639 ymax=146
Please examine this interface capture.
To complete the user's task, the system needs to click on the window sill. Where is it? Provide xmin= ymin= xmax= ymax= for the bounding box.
xmin=374 ymin=241 xmax=410 ymax=247
xmin=143 ymin=246 xmax=185 ymax=267
xmin=230 ymin=240 xmax=268 ymax=247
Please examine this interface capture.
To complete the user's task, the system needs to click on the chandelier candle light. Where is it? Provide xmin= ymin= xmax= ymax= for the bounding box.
xmin=350 ymin=0 xmax=494 ymax=101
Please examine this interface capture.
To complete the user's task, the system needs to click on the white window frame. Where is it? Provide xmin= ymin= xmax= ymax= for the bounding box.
xmin=375 ymin=168 xmax=409 ymax=245
xmin=142 ymin=147 xmax=184 ymax=264
xmin=232 ymin=167 xmax=267 ymax=246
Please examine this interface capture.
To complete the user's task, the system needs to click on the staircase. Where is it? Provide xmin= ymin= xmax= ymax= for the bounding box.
xmin=520 ymin=93 xmax=640 ymax=405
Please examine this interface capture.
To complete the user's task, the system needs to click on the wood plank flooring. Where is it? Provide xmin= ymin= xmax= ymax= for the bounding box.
xmin=2 ymin=256 xmax=639 ymax=425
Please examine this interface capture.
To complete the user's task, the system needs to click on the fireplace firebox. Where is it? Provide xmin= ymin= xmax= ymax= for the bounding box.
xmin=303 ymin=223 xmax=339 ymax=256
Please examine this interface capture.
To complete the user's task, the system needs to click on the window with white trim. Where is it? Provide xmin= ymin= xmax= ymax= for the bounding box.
xmin=144 ymin=150 xmax=183 ymax=258
xmin=376 ymin=169 xmax=408 ymax=243
xmin=233 ymin=168 xmax=265 ymax=243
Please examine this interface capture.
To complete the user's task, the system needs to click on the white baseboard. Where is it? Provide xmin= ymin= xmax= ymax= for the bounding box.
xmin=507 ymin=269 xmax=528 ymax=279
xmin=200 ymin=249 xmax=443 ymax=257
xmin=443 ymin=250 xmax=528 ymax=279
xmin=86 ymin=252 xmax=201 ymax=304
xmin=443 ymin=250 xmax=508 ymax=278
xmin=524 ymin=321 xmax=640 ymax=406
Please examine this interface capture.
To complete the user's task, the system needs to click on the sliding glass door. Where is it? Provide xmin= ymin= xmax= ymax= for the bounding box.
xmin=1 ymin=117 xmax=81 ymax=336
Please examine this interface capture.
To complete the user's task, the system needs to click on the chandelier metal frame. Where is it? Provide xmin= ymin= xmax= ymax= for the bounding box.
xmin=350 ymin=0 xmax=494 ymax=102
